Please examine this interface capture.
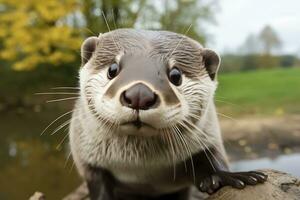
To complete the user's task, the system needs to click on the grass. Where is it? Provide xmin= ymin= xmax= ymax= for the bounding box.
xmin=216 ymin=67 xmax=300 ymax=116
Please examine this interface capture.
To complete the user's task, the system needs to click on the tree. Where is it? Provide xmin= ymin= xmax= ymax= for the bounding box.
xmin=81 ymin=0 xmax=148 ymax=36
xmin=259 ymin=25 xmax=281 ymax=55
xmin=238 ymin=33 xmax=261 ymax=55
xmin=139 ymin=0 xmax=218 ymax=45
xmin=81 ymin=0 xmax=218 ymax=45
xmin=0 ymin=0 xmax=218 ymax=70
xmin=0 ymin=0 xmax=82 ymax=70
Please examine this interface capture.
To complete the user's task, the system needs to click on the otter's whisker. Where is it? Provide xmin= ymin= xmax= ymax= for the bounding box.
xmin=35 ymin=92 xmax=79 ymax=95
xmin=215 ymin=112 xmax=236 ymax=121
xmin=110 ymin=8 xmax=122 ymax=49
xmin=215 ymin=99 xmax=240 ymax=107
xmin=179 ymin=121 xmax=216 ymax=173
xmin=170 ymin=125 xmax=188 ymax=172
xmin=189 ymin=108 xmax=236 ymax=122
xmin=169 ymin=24 xmax=193 ymax=57
xmin=95 ymin=112 xmax=117 ymax=138
xmin=164 ymin=128 xmax=177 ymax=181
xmin=180 ymin=132 xmax=196 ymax=183
xmin=82 ymin=27 xmax=98 ymax=36
xmin=111 ymin=8 xmax=118 ymax=30
xmin=183 ymin=120 xmax=223 ymax=170
xmin=47 ymin=97 xmax=80 ymax=103
xmin=56 ymin=131 xmax=69 ymax=150
xmin=101 ymin=10 xmax=120 ymax=51
xmin=64 ymin=151 xmax=72 ymax=169
xmin=40 ymin=110 xmax=74 ymax=136
xmin=51 ymin=87 xmax=80 ymax=90
xmin=51 ymin=119 xmax=72 ymax=135
xmin=174 ymin=122 xmax=196 ymax=183
xmin=69 ymin=161 xmax=75 ymax=174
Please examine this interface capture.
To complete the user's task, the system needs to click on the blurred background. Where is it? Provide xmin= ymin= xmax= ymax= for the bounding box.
xmin=0 ymin=0 xmax=299 ymax=199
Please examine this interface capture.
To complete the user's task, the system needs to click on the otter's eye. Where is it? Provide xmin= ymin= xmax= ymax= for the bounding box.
xmin=107 ymin=63 xmax=120 ymax=79
xmin=168 ymin=67 xmax=182 ymax=86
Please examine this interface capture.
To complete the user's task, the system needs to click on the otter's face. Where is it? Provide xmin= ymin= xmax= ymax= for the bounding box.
xmin=79 ymin=29 xmax=220 ymax=138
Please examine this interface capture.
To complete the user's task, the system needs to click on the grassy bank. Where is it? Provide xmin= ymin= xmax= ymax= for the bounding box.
xmin=216 ymin=67 xmax=300 ymax=116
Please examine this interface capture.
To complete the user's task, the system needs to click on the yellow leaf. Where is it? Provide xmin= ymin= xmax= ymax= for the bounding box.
xmin=0 ymin=0 xmax=82 ymax=70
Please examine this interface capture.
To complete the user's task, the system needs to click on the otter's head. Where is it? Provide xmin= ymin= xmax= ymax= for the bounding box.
xmin=79 ymin=29 xmax=220 ymax=140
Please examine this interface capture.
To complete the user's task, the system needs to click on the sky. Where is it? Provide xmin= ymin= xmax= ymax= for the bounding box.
xmin=207 ymin=0 xmax=300 ymax=55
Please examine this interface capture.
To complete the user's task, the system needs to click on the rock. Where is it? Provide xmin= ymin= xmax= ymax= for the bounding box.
xmin=32 ymin=169 xmax=300 ymax=199
xmin=29 ymin=192 xmax=46 ymax=200
xmin=207 ymin=169 xmax=300 ymax=200
xmin=62 ymin=182 xmax=89 ymax=200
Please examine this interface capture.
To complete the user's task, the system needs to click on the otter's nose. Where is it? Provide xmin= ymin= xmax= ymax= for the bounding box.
xmin=120 ymin=83 xmax=159 ymax=110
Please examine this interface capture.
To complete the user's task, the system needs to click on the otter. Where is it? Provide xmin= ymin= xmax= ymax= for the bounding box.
xmin=69 ymin=29 xmax=267 ymax=200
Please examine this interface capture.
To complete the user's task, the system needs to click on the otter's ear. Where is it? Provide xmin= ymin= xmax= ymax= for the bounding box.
xmin=81 ymin=36 xmax=98 ymax=66
xmin=202 ymin=48 xmax=221 ymax=80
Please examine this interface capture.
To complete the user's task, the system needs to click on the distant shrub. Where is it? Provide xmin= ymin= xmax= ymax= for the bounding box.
xmin=220 ymin=54 xmax=300 ymax=73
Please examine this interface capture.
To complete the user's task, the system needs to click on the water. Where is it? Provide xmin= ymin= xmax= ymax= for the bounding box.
xmin=0 ymin=108 xmax=81 ymax=200
xmin=231 ymin=153 xmax=300 ymax=177
xmin=0 ymin=108 xmax=299 ymax=199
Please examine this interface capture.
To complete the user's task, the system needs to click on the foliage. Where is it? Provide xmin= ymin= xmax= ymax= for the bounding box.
xmin=0 ymin=0 xmax=218 ymax=71
xmin=259 ymin=25 xmax=281 ymax=55
xmin=234 ymin=25 xmax=283 ymax=70
xmin=81 ymin=0 xmax=218 ymax=44
xmin=238 ymin=34 xmax=261 ymax=55
xmin=0 ymin=0 xmax=82 ymax=70
xmin=144 ymin=0 xmax=217 ymax=44
xmin=224 ymin=25 xmax=293 ymax=71
xmin=238 ymin=25 xmax=282 ymax=56
xmin=220 ymin=54 xmax=299 ymax=72
xmin=81 ymin=0 xmax=146 ymax=35
xmin=280 ymin=55 xmax=298 ymax=68
xmin=0 ymin=62 xmax=77 ymax=109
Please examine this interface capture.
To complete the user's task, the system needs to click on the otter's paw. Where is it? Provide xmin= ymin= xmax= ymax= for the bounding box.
xmin=197 ymin=171 xmax=268 ymax=194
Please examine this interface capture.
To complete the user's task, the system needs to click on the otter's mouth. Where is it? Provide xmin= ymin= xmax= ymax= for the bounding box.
xmin=121 ymin=117 xmax=155 ymax=130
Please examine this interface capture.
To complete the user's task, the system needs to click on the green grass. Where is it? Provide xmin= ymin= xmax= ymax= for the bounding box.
xmin=216 ymin=67 xmax=300 ymax=116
